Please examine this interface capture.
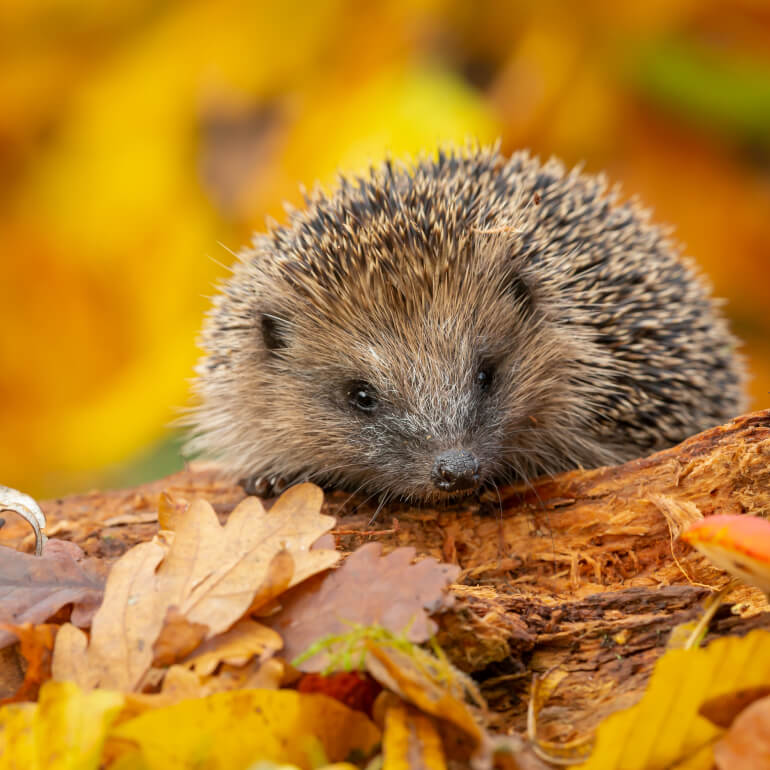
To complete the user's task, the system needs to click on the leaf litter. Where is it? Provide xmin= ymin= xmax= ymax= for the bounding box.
xmin=0 ymin=481 xmax=484 ymax=768
xmin=8 ymin=480 xmax=770 ymax=769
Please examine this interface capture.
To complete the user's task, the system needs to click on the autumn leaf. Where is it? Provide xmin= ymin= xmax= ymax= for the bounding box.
xmin=365 ymin=642 xmax=483 ymax=751
xmin=0 ymin=539 xmax=107 ymax=649
xmin=52 ymin=484 xmax=337 ymax=691
xmin=120 ymin=658 xmax=285 ymax=715
xmin=0 ymin=623 xmax=57 ymax=704
xmin=577 ymin=629 xmax=770 ymax=769
xmin=297 ymin=671 xmax=381 ymax=717
xmin=699 ymin=685 xmax=770 ymax=729
xmin=382 ymin=700 xmax=448 ymax=769
xmin=713 ymin=695 xmax=770 ymax=769
xmin=151 ymin=607 xmax=209 ymax=667
xmin=268 ymin=542 xmax=459 ymax=670
xmin=0 ymin=680 xmax=124 ymax=769
xmin=180 ymin=618 xmax=283 ymax=675
xmin=681 ymin=514 xmax=770 ymax=595
xmin=109 ymin=689 xmax=381 ymax=770
xmin=52 ymin=540 xmax=166 ymax=691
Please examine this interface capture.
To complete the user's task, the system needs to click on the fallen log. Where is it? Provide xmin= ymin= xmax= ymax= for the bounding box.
xmin=2 ymin=410 xmax=769 ymax=739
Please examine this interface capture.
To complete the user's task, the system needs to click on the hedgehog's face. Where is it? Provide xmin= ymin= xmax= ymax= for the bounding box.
xmin=250 ymin=258 xmax=586 ymax=502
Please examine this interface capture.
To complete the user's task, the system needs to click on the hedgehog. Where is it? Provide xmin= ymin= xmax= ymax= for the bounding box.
xmin=186 ymin=144 xmax=747 ymax=503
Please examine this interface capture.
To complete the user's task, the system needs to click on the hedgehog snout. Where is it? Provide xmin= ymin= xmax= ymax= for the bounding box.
xmin=431 ymin=449 xmax=481 ymax=493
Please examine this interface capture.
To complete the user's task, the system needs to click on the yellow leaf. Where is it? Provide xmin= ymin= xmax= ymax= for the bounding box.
xmin=0 ymin=680 xmax=124 ymax=770
xmin=578 ymin=629 xmax=770 ymax=769
xmin=110 ymin=689 xmax=381 ymax=770
xmin=382 ymin=701 xmax=446 ymax=770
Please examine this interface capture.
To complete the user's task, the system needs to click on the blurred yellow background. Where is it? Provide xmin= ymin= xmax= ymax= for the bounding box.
xmin=2 ymin=0 xmax=770 ymax=498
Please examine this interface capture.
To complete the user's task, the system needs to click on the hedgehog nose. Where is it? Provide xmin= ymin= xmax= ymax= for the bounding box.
xmin=431 ymin=450 xmax=481 ymax=493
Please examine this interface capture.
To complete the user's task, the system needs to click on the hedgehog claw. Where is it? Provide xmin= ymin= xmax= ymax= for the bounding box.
xmin=240 ymin=473 xmax=290 ymax=498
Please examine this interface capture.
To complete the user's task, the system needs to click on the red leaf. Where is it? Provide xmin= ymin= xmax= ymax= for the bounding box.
xmin=297 ymin=671 xmax=382 ymax=717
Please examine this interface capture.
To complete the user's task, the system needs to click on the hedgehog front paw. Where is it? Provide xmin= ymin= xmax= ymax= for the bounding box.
xmin=240 ymin=473 xmax=290 ymax=498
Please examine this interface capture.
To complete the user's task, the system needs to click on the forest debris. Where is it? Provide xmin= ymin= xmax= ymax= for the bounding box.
xmin=0 ymin=539 xmax=106 ymax=649
xmin=266 ymin=542 xmax=460 ymax=671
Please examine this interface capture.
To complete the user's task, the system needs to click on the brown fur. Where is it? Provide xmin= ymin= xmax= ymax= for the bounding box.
xmin=186 ymin=144 xmax=747 ymax=502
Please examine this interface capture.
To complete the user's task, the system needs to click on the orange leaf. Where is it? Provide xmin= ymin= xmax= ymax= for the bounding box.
xmin=0 ymin=623 xmax=57 ymax=703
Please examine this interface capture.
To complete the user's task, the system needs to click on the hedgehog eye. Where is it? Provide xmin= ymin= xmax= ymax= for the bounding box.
xmin=476 ymin=363 xmax=495 ymax=392
xmin=347 ymin=381 xmax=379 ymax=413
xmin=260 ymin=313 xmax=290 ymax=352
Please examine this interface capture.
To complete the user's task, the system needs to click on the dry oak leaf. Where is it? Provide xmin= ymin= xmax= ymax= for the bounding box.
xmin=267 ymin=541 xmax=460 ymax=670
xmin=180 ymin=618 xmax=283 ymax=676
xmin=52 ymin=484 xmax=338 ymax=691
xmin=714 ymin=694 xmax=770 ymax=769
xmin=109 ymin=689 xmax=381 ymax=770
xmin=0 ymin=539 xmax=107 ymax=649
xmin=152 ymin=606 xmax=209 ymax=667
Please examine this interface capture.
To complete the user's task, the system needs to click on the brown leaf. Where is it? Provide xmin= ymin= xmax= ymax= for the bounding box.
xmin=268 ymin=541 xmax=460 ymax=670
xmin=700 ymin=685 xmax=770 ymax=729
xmin=0 ymin=623 xmax=57 ymax=703
xmin=0 ymin=539 xmax=107 ymax=649
xmin=714 ymin=695 xmax=770 ymax=769
xmin=51 ymin=484 xmax=337 ymax=691
xmin=152 ymin=607 xmax=209 ymax=667
xmin=0 ymin=645 xmax=24 ymax=700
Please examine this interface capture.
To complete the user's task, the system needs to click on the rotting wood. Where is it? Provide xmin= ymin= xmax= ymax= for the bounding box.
xmin=2 ymin=410 xmax=770 ymax=739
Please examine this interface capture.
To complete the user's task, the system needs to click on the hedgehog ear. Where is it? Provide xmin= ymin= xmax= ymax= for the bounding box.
xmin=502 ymin=272 xmax=535 ymax=314
xmin=260 ymin=313 xmax=291 ymax=352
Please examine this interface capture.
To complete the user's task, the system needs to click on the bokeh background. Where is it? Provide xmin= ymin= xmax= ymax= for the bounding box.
xmin=2 ymin=0 xmax=770 ymax=498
